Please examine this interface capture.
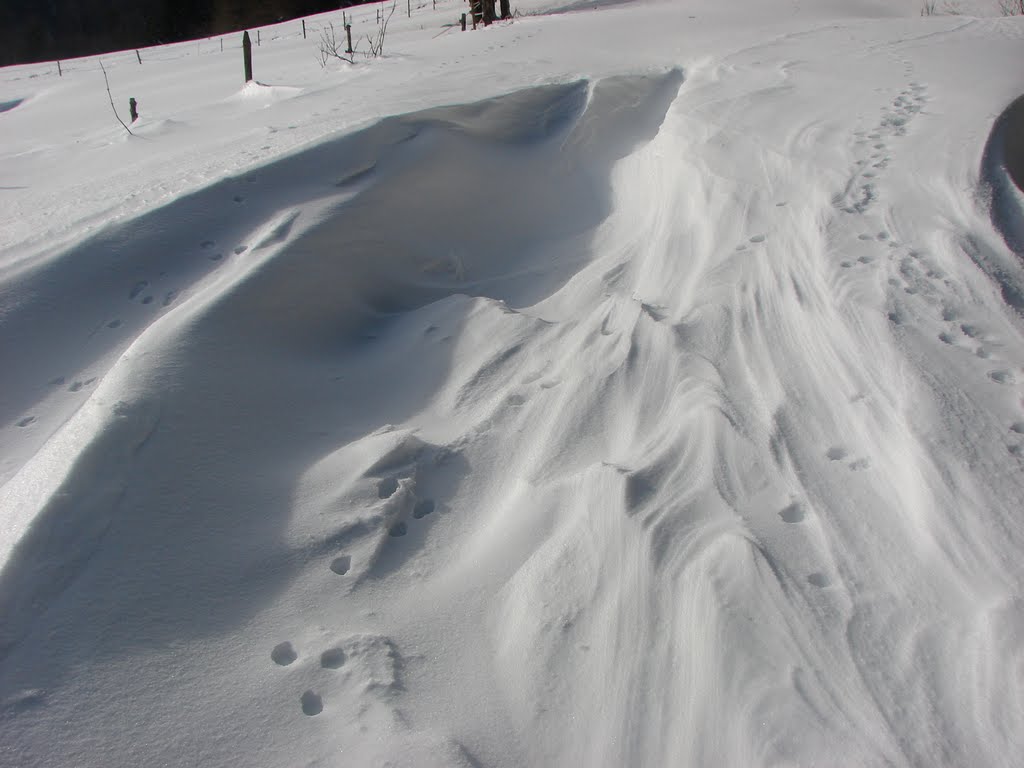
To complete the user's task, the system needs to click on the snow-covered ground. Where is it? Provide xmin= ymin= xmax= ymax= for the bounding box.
xmin=2 ymin=0 xmax=1024 ymax=765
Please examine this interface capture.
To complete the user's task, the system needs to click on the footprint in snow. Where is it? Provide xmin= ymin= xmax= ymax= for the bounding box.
xmin=807 ymin=572 xmax=830 ymax=588
xmin=129 ymin=280 xmax=148 ymax=300
xmin=106 ymin=319 xmax=122 ymax=329
xmin=827 ymin=446 xmax=848 ymax=461
xmin=320 ymin=649 xmax=345 ymax=669
xmin=378 ymin=477 xmax=399 ymax=499
xmin=779 ymin=502 xmax=805 ymax=523
xmin=301 ymin=690 xmax=323 ymax=716
xmin=1010 ymin=422 xmax=1024 ymax=435
xmin=988 ymin=370 xmax=1015 ymax=385
xmin=271 ymin=642 xmax=298 ymax=666
xmin=412 ymin=499 xmax=435 ymax=519
xmin=16 ymin=416 xmax=36 ymax=428
xmin=749 ymin=234 xmax=767 ymax=243
xmin=330 ymin=555 xmax=351 ymax=575
xmin=849 ymin=458 xmax=871 ymax=471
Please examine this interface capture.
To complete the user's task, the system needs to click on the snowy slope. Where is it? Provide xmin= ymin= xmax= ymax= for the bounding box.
xmin=2 ymin=0 xmax=1024 ymax=766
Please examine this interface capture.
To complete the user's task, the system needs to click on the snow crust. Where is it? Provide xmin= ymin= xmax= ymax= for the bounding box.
xmin=2 ymin=0 xmax=1024 ymax=765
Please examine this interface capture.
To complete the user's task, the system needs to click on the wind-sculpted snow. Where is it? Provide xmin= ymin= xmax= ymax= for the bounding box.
xmin=2 ymin=3 xmax=1024 ymax=767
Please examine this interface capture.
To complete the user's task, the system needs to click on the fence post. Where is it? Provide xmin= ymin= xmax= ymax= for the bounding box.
xmin=461 ymin=13 xmax=466 ymax=30
xmin=408 ymin=0 xmax=411 ymax=18
xmin=257 ymin=29 xmax=261 ymax=46
xmin=345 ymin=24 xmax=353 ymax=54
xmin=302 ymin=19 xmax=307 ymax=39
xmin=242 ymin=31 xmax=253 ymax=82
xmin=57 ymin=60 xmax=62 ymax=77
xmin=129 ymin=97 xmax=138 ymax=122
xmin=136 ymin=49 xmax=142 ymax=64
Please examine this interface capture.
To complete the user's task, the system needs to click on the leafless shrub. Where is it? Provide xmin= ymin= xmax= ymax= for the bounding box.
xmin=317 ymin=22 xmax=355 ymax=66
xmin=366 ymin=2 xmax=397 ymax=58
xmin=999 ymin=0 xmax=1024 ymax=14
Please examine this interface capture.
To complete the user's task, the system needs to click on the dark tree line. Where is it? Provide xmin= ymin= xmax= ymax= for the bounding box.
xmin=0 ymin=0 xmax=369 ymax=66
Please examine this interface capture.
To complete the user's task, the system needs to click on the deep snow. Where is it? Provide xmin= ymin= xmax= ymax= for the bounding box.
xmin=2 ymin=0 xmax=1024 ymax=766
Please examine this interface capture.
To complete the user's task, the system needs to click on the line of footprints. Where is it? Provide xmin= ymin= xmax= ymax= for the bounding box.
xmin=271 ymin=476 xmax=435 ymax=716
xmin=270 ymin=641 xmax=340 ymax=716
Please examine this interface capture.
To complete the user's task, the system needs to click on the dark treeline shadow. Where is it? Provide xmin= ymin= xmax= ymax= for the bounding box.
xmin=0 ymin=0 xmax=379 ymax=66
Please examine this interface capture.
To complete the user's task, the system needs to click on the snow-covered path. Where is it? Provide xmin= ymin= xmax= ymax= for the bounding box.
xmin=2 ymin=2 xmax=1024 ymax=766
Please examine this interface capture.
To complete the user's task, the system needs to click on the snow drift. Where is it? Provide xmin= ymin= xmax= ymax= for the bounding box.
xmin=2 ymin=1 xmax=1024 ymax=766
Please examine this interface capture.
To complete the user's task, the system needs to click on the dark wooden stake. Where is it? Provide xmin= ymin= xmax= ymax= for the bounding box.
xmin=302 ymin=19 xmax=307 ymax=39
xmin=242 ymin=31 xmax=253 ymax=82
xmin=257 ymin=30 xmax=261 ymax=46
xmin=129 ymin=97 xmax=138 ymax=121
xmin=461 ymin=12 xmax=467 ymax=30
xmin=135 ymin=49 xmax=142 ymax=64
xmin=221 ymin=38 xmax=224 ymax=52
xmin=345 ymin=24 xmax=353 ymax=53
xmin=408 ymin=0 xmax=411 ymax=18
xmin=57 ymin=60 xmax=62 ymax=76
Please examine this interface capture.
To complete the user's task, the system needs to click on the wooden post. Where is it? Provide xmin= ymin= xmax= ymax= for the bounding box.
xmin=302 ymin=19 xmax=306 ymax=39
xmin=129 ymin=97 xmax=138 ymax=122
xmin=345 ymin=24 xmax=353 ymax=54
xmin=257 ymin=29 xmax=261 ymax=46
xmin=57 ymin=60 xmax=62 ymax=77
xmin=461 ymin=13 xmax=467 ymax=30
xmin=136 ymin=49 xmax=142 ymax=64
xmin=408 ymin=0 xmax=411 ymax=18
xmin=500 ymin=0 xmax=511 ymax=19
xmin=242 ymin=31 xmax=253 ymax=82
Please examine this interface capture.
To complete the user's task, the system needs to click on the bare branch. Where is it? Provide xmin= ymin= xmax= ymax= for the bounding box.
xmin=99 ymin=59 xmax=133 ymax=136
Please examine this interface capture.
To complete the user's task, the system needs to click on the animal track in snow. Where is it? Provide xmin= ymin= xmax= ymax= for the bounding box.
xmin=749 ymin=234 xmax=767 ymax=243
xmin=320 ymin=649 xmax=346 ymax=669
xmin=779 ymin=502 xmax=805 ymax=523
xmin=330 ymin=555 xmax=351 ymax=575
xmin=271 ymin=642 xmax=298 ymax=666
xmin=129 ymin=280 xmax=148 ymax=299
xmin=988 ymin=370 xmax=1015 ymax=385
xmin=16 ymin=416 xmax=36 ymax=427
xmin=807 ymin=572 xmax=830 ymax=588
xmin=849 ymin=458 xmax=871 ymax=471
xmin=387 ymin=522 xmax=408 ymax=538
xmin=300 ymin=690 xmax=323 ymax=716
xmin=827 ymin=446 xmax=848 ymax=461
xmin=68 ymin=377 xmax=96 ymax=393
xmin=412 ymin=499 xmax=435 ymax=519
xmin=378 ymin=477 xmax=399 ymax=498
xmin=163 ymin=291 xmax=177 ymax=307
xmin=106 ymin=319 xmax=122 ymax=329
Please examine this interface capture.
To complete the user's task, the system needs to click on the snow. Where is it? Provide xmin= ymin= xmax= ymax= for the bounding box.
xmin=2 ymin=0 xmax=1024 ymax=765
